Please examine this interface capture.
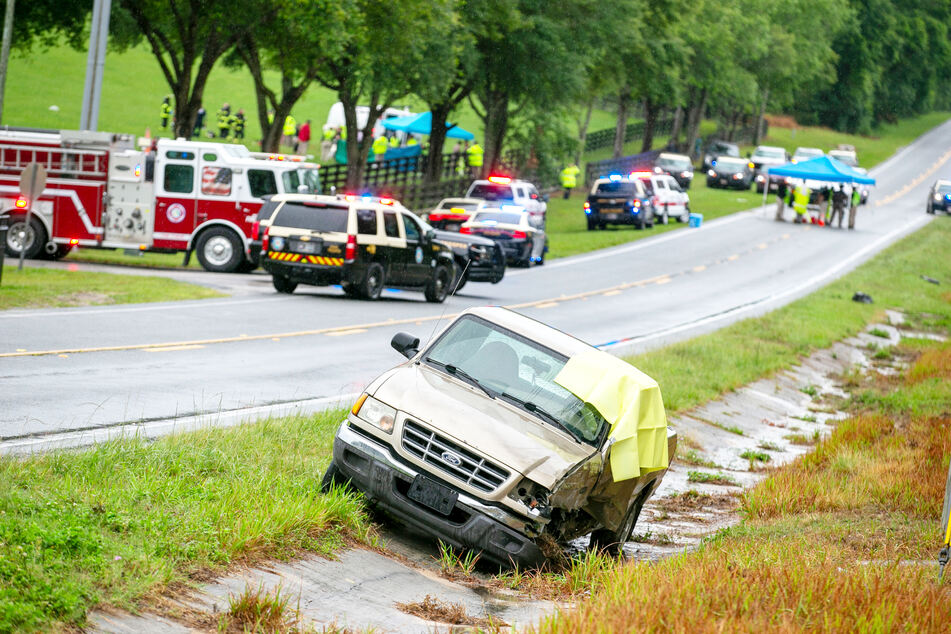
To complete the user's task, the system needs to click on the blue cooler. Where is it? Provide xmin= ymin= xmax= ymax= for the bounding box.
xmin=688 ymin=212 xmax=703 ymax=228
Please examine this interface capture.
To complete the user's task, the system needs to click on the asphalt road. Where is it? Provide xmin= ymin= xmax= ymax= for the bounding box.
xmin=2 ymin=120 xmax=949 ymax=449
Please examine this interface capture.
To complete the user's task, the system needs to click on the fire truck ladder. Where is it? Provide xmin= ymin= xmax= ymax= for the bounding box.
xmin=0 ymin=144 xmax=107 ymax=178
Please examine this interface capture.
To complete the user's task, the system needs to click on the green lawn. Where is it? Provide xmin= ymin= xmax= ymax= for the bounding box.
xmin=0 ymin=266 xmax=222 ymax=310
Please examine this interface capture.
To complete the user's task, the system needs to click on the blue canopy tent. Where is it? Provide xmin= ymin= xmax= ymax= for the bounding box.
xmin=381 ymin=111 xmax=475 ymax=140
xmin=761 ymin=155 xmax=876 ymax=207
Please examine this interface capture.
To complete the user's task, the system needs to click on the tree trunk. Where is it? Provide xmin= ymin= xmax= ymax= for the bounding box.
xmin=575 ymin=97 xmax=595 ymax=164
xmin=482 ymin=91 xmax=509 ymax=176
xmin=641 ymin=97 xmax=659 ymax=153
xmin=425 ymin=105 xmax=451 ymax=184
xmin=613 ymin=91 xmax=631 ymax=159
xmin=753 ymin=89 xmax=769 ymax=145
xmin=669 ymin=105 xmax=684 ymax=149
xmin=685 ymin=88 xmax=708 ymax=160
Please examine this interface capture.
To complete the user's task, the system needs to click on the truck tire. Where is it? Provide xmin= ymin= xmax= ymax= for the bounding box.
xmin=320 ymin=460 xmax=351 ymax=493
xmin=195 ymin=226 xmax=244 ymax=273
xmin=4 ymin=215 xmax=46 ymax=260
xmin=588 ymin=491 xmax=649 ymax=557
xmin=359 ymin=262 xmax=385 ymax=300
xmin=586 ymin=218 xmax=596 ymax=231
xmin=451 ymin=260 xmax=468 ymax=293
xmin=272 ymin=275 xmax=297 ymax=294
xmin=425 ymin=263 xmax=452 ymax=303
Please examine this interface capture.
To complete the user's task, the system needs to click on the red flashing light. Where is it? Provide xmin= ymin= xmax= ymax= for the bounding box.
xmin=487 ymin=176 xmax=511 ymax=184
xmin=345 ymin=234 xmax=357 ymax=262
xmin=512 ymin=231 xmax=527 ymax=239
xmin=459 ymin=227 xmax=472 ymax=234
xmin=14 ymin=198 xmax=27 ymax=209
xmin=630 ymin=171 xmax=653 ymax=178
xmin=69 ymin=239 xmax=79 ymax=246
xmin=262 ymin=227 xmax=270 ymax=252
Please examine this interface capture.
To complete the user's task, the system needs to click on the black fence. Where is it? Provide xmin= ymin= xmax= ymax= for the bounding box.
xmin=364 ymin=177 xmax=472 ymax=211
xmin=584 ymin=116 xmax=675 ymax=152
xmin=316 ymin=151 xmax=468 ymax=195
xmin=584 ymin=149 xmax=662 ymax=187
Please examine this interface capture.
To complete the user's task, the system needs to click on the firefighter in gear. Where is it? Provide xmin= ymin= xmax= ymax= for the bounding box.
xmin=830 ymin=185 xmax=848 ymax=228
xmin=848 ymin=185 xmax=861 ymax=230
xmin=230 ymin=109 xmax=246 ymax=140
xmin=467 ymin=142 xmax=484 ymax=178
xmin=160 ymin=96 xmax=172 ymax=129
xmin=216 ymin=103 xmax=231 ymax=139
xmin=372 ymin=135 xmax=388 ymax=161
xmin=282 ymin=115 xmax=297 ymax=149
xmin=792 ymin=182 xmax=810 ymax=224
xmin=560 ymin=163 xmax=581 ymax=199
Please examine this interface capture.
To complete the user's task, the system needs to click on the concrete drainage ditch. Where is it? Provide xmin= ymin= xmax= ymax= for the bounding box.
xmin=92 ymin=314 xmax=931 ymax=633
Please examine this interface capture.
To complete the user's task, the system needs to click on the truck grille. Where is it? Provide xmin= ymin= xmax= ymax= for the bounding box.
xmin=402 ymin=420 xmax=509 ymax=493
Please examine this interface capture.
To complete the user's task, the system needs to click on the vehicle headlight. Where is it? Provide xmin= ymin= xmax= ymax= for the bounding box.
xmin=351 ymin=394 xmax=396 ymax=434
xmin=707 ymin=169 xmax=716 ymax=177
xmin=270 ymin=236 xmax=285 ymax=251
xmin=468 ymin=244 xmax=488 ymax=260
xmin=934 ymin=194 xmax=942 ymax=201
xmin=681 ymin=170 xmax=693 ymax=178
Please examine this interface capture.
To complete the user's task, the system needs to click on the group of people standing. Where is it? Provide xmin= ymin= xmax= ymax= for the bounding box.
xmin=158 ymin=97 xmax=246 ymax=140
xmin=775 ymin=181 xmax=862 ymax=229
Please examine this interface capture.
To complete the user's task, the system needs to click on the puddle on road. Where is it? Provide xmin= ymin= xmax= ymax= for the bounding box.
xmin=92 ymin=318 xmax=920 ymax=633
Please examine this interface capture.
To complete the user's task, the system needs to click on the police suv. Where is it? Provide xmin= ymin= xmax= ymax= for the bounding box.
xmin=261 ymin=194 xmax=456 ymax=302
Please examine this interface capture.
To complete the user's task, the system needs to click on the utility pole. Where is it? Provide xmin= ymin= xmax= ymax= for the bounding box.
xmin=0 ymin=0 xmax=15 ymax=124
xmin=80 ymin=0 xmax=112 ymax=131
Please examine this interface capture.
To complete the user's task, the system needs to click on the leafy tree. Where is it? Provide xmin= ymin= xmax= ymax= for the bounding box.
xmin=112 ymin=0 xmax=265 ymax=138
xmin=7 ymin=0 xmax=90 ymax=51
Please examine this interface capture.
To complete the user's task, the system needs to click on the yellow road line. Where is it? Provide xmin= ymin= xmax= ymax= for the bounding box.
xmin=692 ymin=265 xmax=706 ymax=272
xmin=728 ymin=254 xmax=740 ymax=261
xmin=602 ymin=289 xmax=622 ymax=296
xmin=145 ymin=345 xmax=206 ymax=353
xmin=325 ymin=328 xmax=368 ymax=337
xmin=534 ymin=302 xmax=559 ymax=308
xmin=875 ymin=147 xmax=951 ymax=206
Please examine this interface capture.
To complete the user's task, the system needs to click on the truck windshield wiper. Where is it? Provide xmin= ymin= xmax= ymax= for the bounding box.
xmin=424 ymin=357 xmax=496 ymax=399
xmin=499 ymin=392 xmax=582 ymax=443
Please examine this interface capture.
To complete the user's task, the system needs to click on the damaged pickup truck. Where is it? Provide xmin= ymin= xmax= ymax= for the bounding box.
xmin=322 ymin=307 xmax=677 ymax=567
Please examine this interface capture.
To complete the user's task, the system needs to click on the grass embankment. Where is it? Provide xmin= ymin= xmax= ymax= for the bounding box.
xmin=0 ymin=412 xmax=369 ymax=631
xmin=0 ymin=266 xmax=222 ymax=310
xmin=534 ymin=340 xmax=951 ymax=632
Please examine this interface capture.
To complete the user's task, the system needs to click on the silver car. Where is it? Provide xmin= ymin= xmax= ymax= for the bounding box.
xmin=323 ymin=307 xmax=677 ymax=567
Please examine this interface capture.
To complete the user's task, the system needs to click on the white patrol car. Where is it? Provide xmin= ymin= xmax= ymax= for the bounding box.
xmin=466 ymin=176 xmax=548 ymax=225
xmin=460 ymin=206 xmax=546 ymax=267
xmin=630 ymin=171 xmax=691 ymax=224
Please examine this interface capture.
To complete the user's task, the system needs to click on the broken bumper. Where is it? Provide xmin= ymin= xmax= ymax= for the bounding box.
xmin=332 ymin=423 xmax=545 ymax=568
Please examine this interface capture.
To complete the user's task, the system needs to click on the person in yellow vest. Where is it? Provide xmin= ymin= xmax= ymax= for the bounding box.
xmin=372 ymin=135 xmax=388 ymax=161
xmin=560 ymin=162 xmax=581 ymax=199
xmin=321 ymin=127 xmax=335 ymax=161
xmin=160 ymin=96 xmax=172 ymax=130
xmin=282 ymin=115 xmax=297 ymax=149
xmin=389 ymin=135 xmax=400 ymax=148
xmin=406 ymin=136 xmax=418 ymax=146
xmin=216 ymin=103 xmax=231 ymax=139
xmin=792 ymin=181 xmax=811 ymax=224
xmin=467 ymin=142 xmax=484 ymax=178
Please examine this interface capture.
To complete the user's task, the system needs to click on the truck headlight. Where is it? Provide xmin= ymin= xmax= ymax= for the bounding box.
xmin=351 ymin=394 xmax=396 ymax=434
xmin=707 ymin=169 xmax=716 ymax=177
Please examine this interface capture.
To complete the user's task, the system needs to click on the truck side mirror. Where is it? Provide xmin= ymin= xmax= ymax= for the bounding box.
xmin=391 ymin=332 xmax=420 ymax=358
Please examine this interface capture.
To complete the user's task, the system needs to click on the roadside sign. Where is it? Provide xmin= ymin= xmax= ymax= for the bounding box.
xmin=17 ymin=162 xmax=47 ymax=270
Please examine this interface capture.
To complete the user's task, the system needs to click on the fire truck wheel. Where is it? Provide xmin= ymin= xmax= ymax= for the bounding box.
xmin=195 ymin=227 xmax=243 ymax=273
xmin=272 ymin=275 xmax=297 ymax=294
xmin=4 ymin=215 xmax=46 ymax=260
xmin=359 ymin=262 xmax=385 ymax=300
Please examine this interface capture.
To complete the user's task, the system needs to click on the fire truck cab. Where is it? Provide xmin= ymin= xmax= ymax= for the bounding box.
xmin=0 ymin=128 xmax=320 ymax=272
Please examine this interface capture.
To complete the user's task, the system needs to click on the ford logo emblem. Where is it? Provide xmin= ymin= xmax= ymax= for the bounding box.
xmin=441 ymin=451 xmax=462 ymax=467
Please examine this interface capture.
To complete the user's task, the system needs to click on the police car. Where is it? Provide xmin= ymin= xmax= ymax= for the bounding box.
xmin=466 ymin=176 xmax=547 ymax=224
xmin=460 ymin=206 xmax=546 ymax=267
xmin=261 ymin=194 xmax=456 ymax=302
xmin=583 ymin=174 xmax=656 ymax=230
xmin=426 ymin=197 xmax=485 ymax=231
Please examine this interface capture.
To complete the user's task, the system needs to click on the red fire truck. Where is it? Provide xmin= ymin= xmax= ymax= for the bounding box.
xmin=0 ymin=128 xmax=320 ymax=272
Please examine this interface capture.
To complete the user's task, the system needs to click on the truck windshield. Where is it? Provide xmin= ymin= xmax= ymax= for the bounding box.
xmin=424 ymin=315 xmax=607 ymax=445
xmin=272 ymin=203 xmax=348 ymax=233
xmin=469 ymin=184 xmax=514 ymax=201
xmin=595 ymin=182 xmax=639 ymax=196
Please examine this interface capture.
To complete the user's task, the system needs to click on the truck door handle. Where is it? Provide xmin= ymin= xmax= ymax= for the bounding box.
xmin=158 ymin=202 xmax=167 ymax=208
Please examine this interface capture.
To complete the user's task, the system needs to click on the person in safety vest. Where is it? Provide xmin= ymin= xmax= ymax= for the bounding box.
xmin=372 ymin=135 xmax=388 ymax=161
xmin=160 ymin=96 xmax=172 ymax=130
xmin=230 ymin=109 xmax=246 ymax=140
xmin=848 ymin=185 xmax=861 ymax=230
xmin=467 ymin=142 xmax=484 ymax=178
xmin=406 ymin=136 xmax=418 ymax=147
xmin=560 ymin=163 xmax=581 ymax=199
xmin=216 ymin=103 xmax=231 ymax=139
xmin=792 ymin=182 xmax=810 ymax=224
xmin=282 ymin=115 xmax=297 ymax=150
xmin=389 ymin=135 xmax=400 ymax=148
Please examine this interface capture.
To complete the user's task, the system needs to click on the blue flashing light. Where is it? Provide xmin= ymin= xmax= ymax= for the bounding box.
xmin=584 ymin=208 xmax=592 ymax=215
xmin=711 ymin=160 xmax=717 ymax=167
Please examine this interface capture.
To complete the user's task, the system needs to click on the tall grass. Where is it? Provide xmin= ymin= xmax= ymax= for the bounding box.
xmin=0 ymin=410 xmax=368 ymax=630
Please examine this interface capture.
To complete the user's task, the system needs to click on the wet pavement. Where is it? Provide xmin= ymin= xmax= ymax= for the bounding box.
xmin=89 ymin=317 xmax=920 ymax=632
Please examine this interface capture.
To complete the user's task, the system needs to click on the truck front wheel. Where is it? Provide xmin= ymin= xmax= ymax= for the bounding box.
xmin=4 ymin=215 xmax=46 ymax=260
xmin=195 ymin=226 xmax=244 ymax=273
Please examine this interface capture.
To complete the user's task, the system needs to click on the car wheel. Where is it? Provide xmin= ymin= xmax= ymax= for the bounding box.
xmin=360 ymin=262 xmax=385 ymax=300
xmin=425 ymin=263 xmax=452 ymax=303
xmin=341 ymin=282 xmax=361 ymax=298
xmin=4 ymin=215 xmax=46 ymax=259
xmin=451 ymin=262 xmax=468 ymax=293
xmin=588 ymin=489 xmax=649 ymax=556
xmin=598 ymin=222 xmax=607 ymax=230
xmin=927 ymin=202 xmax=935 ymax=215
xmin=586 ymin=218 xmax=596 ymax=231
xmin=272 ymin=275 xmax=297 ymax=294
xmin=680 ymin=204 xmax=691 ymax=223
xmin=661 ymin=210 xmax=669 ymax=225
xmin=320 ymin=460 xmax=351 ymax=493
xmin=196 ymin=226 xmax=244 ymax=273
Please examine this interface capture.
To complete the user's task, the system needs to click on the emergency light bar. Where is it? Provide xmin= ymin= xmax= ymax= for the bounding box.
xmin=487 ymin=176 xmax=511 ymax=184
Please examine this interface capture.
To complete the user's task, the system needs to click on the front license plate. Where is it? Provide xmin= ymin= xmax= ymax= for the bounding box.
xmin=291 ymin=240 xmax=320 ymax=254
xmin=720 ymin=178 xmax=727 ymax=185
xmin=407 ymin=475 xmax=458 ymax=515
xmin=603 ymin=213 xmax=618 ymax=221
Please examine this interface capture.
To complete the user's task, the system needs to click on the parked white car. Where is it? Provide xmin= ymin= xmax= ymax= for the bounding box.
xmin=631 ymin=172 xmax=690 ymax=224
xmin=466 ymin=177 xmax=547 ymax=225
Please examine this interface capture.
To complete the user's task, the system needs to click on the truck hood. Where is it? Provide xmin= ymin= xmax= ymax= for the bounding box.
xmin=372 ymin=363 xmax=596 ymax=490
